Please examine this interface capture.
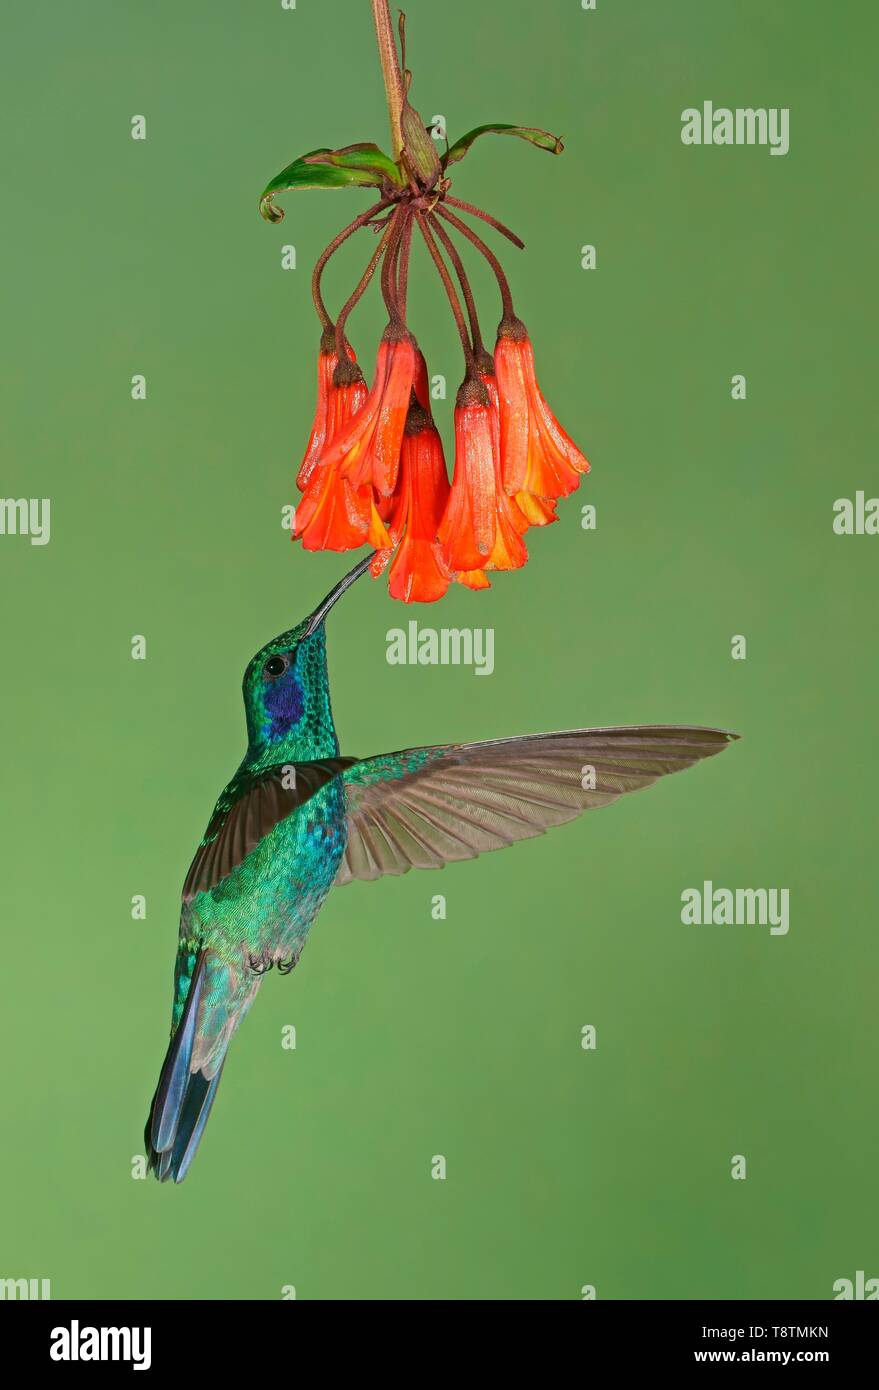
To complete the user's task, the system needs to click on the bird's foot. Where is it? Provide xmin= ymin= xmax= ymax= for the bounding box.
xmin=248 ymin=954 xmax=274 ymax=976
xmin=277 ymin=952 xmax=300 ymax=976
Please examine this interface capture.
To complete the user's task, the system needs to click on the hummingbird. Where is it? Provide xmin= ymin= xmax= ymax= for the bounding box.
xmin=145 ymin=555 xmax=737 ymax=1182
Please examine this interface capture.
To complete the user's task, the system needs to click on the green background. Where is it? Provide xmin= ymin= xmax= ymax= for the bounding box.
xmin=1 ymin=0 xmax=875 ymax=1300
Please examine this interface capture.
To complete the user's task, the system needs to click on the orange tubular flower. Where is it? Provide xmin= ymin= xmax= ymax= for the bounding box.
xmin=323 ymin=329 xmax=416 ymax=497
xmin=294 ymin=352 xmax=390 ymax=553
xmin=479 ymin=362 xmax=531 ymax=564
xmin=373 ymin=350 xmax=431 ymax=530
xmin=438 ymin=386 xmax=497 ymax=572
xmin=438 ymin=378 xmax=529 ymax=577
xmin=383 ymin=403 xmax=452 ymax=603
xmin=494 ymin=317 xmax=590 ymax=503
xmin=297 ymin=338 xmax=359 ymax=491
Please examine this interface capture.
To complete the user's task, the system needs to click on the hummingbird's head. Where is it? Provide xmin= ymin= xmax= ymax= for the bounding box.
xmin=242 ymin=554 xmax=372 ymax=764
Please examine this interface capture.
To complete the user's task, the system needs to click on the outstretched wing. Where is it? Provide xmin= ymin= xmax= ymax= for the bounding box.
xmin=182 ymin=757 xmax=358 ymax=902
xmin=335 ymin=726 xmax=737 ymax=885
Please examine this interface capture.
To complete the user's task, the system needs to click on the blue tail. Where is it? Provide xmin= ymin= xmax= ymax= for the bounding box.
xmin=144 ymin=952 xmax=226 ymax=1184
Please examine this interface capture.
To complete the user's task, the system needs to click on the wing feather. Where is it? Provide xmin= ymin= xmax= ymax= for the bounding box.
xmin=335 ymin=726 xmax=738 ymax=885
xmin=182 ymin=756 xmax=358 ymax=902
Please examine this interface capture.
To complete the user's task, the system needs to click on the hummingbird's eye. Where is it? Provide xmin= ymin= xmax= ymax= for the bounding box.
xmin=263 ymin=655 xmax=289 ymax=680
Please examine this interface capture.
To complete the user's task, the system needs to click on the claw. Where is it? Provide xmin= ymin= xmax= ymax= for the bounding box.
xmin=248 ymin=955 xmax=274 ymax=976
xmin=277 ymin=953 xmax=299 ymax=976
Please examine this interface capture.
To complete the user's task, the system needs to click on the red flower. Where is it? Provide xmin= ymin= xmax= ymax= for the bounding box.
xmin=323 ymin=329 xmax=416 ymax=497
xmin=479 ymin=363 xmax=530 ymax=569
xmin=382 ymin=403 xmax=452 ymax=603
xmin=494 ymin=318 xmax=589 ymax=503
xmin=437 ymin=389 xmax=496 ymax=571
xmin=438 ymin=378 xmax=529 ymax=577
xmin=279 ymin=110 xmax=589 ymax=598
xmin=294 ymin=348 xmax=390 ymax=552
xmin=268 ymin=5 xmax=590 ymax=600
xmin=297 ymin=341 xmax=357 ymax=491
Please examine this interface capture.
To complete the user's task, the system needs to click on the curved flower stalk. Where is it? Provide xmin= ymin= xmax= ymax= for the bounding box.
xmin=260 ymin=0 xmax=589 ymax=602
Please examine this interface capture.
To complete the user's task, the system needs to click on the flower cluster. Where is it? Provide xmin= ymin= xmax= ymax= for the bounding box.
xmin=262 ymin=2 xmax=589 ymax=602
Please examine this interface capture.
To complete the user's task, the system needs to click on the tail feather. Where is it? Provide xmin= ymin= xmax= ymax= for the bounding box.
xmin=168 ymin=1062 xmax=225 ymax=1184
xmin=148 ymin=953 xmax=207 ymax=1157
xmin=145 ymin=950 xmax=252 ymax=1184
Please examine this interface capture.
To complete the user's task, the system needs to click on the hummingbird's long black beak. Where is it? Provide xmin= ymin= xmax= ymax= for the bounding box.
xmin=303 ymin=553 xmax=374 ymax=636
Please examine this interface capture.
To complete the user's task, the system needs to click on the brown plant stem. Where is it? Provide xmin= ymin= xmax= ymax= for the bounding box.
xmin=428 ymin=214 xmax=485 ymax=359
xmin=396 ymin=211 xmax=414 ymax=320
xmin=380 ymin=207 xmax=408 ymax=325
xmin=444 ymin=195 xmax=525 ymax=251
xmin=312 ymin=198 xmax=391 ymax=331
xmin=436 ymin=205 xmax=516 ymax=323
xmin=415 ymin=211 xmax=476 ymax=372
xmin=335 ymin=214 xmax=399 ymax=364
xmin=371 ymin=0 xmax=405 ymax=161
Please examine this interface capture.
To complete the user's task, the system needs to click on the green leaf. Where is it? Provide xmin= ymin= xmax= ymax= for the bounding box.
xmin=443 ymin=123 xmax=565 ymax=169
xmin=315 ymin=144 xmax=405 ymax=183
xmin=259 ymin=144 xmax=403 ymax=224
